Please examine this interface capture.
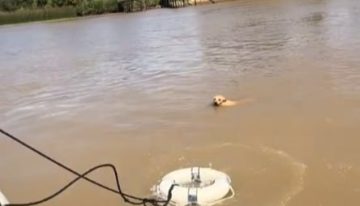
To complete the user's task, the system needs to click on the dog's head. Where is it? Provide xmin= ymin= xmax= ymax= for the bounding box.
xmin=213 ymin=95 xmax=227 ymax=106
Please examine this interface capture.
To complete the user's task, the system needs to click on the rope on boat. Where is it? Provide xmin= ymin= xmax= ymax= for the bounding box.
xmin=0 ymin=129 xmax=176 ymax=206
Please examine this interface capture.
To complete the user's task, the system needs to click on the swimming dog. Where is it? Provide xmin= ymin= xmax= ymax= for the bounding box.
xmin=212 ymin=95 xmax=254 ymax=107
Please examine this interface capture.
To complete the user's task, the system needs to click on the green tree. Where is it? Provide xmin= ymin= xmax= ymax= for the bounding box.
xmin=0 ymin=0 xmax=19 ymax=11
xmin=52 ymin=0 xmax=66 ymax=6
xmin=36 ymin=0 xmax=48 ymax=7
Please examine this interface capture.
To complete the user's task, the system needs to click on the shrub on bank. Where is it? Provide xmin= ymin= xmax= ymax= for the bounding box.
xmin=0 ymin=7 xmax=76 ymax=25
xmin=76 ymin=0 xmax=119 ymax=15
xmin=146 ymin=0 xmax=160 ymax=8
xmin=118 ymin=0 xmax=160 ymax=12
xmin=0 ymin=0 xmax=163 ymax=25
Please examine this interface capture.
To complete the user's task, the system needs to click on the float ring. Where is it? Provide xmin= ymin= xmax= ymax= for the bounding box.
xmin=155 ymin=167 xmax=234 ymax=205
xmin=0 ymin=189 xmax=9 ymax=205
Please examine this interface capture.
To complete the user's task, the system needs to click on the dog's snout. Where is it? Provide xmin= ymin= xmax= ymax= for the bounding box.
xmin=212 ymin=95 xmax=236 ymax=107
xmin=213 ymin=95 xmax=229 ymax=107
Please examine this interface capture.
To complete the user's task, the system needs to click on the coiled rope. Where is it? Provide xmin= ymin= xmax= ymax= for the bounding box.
xmin=0 ymin=129 xmax=176 ymax=206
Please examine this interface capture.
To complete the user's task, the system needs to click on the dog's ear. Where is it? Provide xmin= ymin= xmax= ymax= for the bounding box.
xmin=223 ymin=99 xmax=227 ymax=103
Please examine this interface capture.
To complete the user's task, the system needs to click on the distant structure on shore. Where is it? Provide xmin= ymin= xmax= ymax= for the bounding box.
xmin=120 ymin=0 xmax=216 ymax=12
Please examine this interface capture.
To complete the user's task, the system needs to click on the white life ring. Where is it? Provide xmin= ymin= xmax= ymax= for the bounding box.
xmin=0 ymin=190 xmax=9 ymax=205
xmin=156 ymin=167 xmax=234 ymax=205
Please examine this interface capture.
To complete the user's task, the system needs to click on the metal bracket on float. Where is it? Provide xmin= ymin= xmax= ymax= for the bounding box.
xmin=191 ymin=167 xmax=201 ymax=183
xmin=187 ymin=187 xmax=198 ymax=206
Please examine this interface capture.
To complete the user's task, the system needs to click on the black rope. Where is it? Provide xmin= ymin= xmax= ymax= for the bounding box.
xmin=0 ymin=129 xmax=176 ymax=206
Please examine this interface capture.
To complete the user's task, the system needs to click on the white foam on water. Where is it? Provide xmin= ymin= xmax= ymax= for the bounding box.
xmin=260 ymin=146 xmax=307 ymax=206
xmin=156 ymin=143 xmax=307 ymax=206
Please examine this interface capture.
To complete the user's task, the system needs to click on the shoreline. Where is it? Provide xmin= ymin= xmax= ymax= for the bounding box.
xmin=0 ymin=0 xmax=225 ymax=26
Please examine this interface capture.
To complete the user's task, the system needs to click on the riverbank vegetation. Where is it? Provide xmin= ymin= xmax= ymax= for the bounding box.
xmin=0 ymin=0 xmax=163 ymax=25
xmin=0 ymin=7 xmax=76 ymax=25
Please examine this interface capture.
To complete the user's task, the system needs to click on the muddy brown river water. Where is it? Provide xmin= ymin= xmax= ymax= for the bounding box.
xmin=1 ymin=0 xmax=360 ymax=205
